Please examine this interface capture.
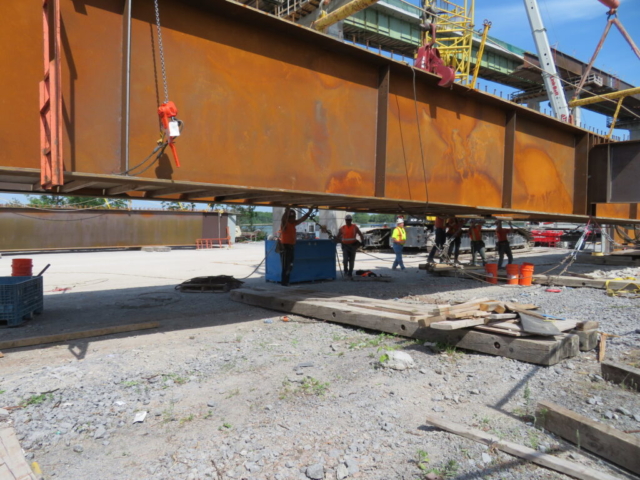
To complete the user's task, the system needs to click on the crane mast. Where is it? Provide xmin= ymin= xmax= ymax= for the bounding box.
xmin=523 ymin=0 xmax=572 ymax=122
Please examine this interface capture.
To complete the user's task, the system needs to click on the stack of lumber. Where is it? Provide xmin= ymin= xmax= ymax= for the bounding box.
xmin=427 ymin=299 xmax=590 ymax=338
xmin=230 ymin=288 xmax=587 ymax=365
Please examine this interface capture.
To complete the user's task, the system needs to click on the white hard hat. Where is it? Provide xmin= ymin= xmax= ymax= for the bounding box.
xmin=396 ymin=218 xmax=404 ymax=224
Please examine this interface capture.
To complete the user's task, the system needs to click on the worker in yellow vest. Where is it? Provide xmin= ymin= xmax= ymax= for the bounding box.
xmin=336 ymin=214 xmax=365 ymax=279
xmin=391 ymin=218 xmax=407 ymax=271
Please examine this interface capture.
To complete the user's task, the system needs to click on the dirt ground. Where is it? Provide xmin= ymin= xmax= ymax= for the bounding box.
xmin=1 ymin=243 xmax=639 ymax=480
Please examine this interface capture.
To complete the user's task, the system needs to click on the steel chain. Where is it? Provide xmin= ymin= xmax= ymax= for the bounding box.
xmin=154 ymin=0 xmax=169 ymax=104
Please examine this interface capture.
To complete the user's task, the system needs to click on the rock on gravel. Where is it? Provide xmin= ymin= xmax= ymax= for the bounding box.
xmin=306 ymin=463 xmax=324 ymax=479
xmin=381 ymin=351 xmax=415 ymax=370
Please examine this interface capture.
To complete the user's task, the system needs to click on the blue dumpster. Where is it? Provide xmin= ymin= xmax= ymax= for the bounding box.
xmin=265 ymin=240 xmax=336 ymax=284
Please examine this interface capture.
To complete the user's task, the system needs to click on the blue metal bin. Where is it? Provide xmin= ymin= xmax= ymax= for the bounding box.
xmin=0 ymin=276 xmax=44 ymax=327
xmin=265 ymin=240 xmax=336 ymax=284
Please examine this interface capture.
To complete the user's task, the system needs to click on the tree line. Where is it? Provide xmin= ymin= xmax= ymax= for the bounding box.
xmin=7 ymin=195 xmax=397 ymax=229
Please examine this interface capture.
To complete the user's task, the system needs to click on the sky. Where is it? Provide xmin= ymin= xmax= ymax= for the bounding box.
xmin=475 ymin=0 xmax=640 ymax=134
xmin=477 ymin=0 xmax=639 ymax=89
xmin=2 ymin=0 xmax=639 ymax=210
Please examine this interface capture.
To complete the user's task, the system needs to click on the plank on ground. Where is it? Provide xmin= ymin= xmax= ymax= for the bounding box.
xmin=430 ymin=317 xmax=489 ymax=330
xmin=0 ymin=322 xmax=160 ymax=351
xmin=535 ymin=400 xmax=640 ymax=475
xmin=473 ymin=325 xmax=530 ymax=337
xmin=600 ymin=361 xmax=640 ymax=392
xmin=424 ymin=414 xmax=621 ymax=480
xmin=0 ymin=427 xmax=38 ymax=480
xmin=532 ymin=275 xmax=639 ymax=290
xmin=231 ymin=289 xmax=579 ymax=365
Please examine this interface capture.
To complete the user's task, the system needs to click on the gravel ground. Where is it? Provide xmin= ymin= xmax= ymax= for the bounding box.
xmin=1 ymin=244 xmax=639 ymax=480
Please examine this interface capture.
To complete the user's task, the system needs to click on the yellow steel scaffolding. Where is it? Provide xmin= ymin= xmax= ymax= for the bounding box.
xmin=425 ymin=0 xmax=475 ymax=85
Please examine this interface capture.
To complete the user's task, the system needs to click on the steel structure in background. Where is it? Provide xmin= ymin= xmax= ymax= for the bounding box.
xmin=0 ymin=0 xmax=638 ymax=225
xmin=522 ymin=0 xmax=571 ymax=123
xmin=569 ymin=12 xmax=640 ymax=138
xmin=427 ymin=0 xmax=475 ymax=86
xmin=0 ymin=208 xmax=233 ymax=252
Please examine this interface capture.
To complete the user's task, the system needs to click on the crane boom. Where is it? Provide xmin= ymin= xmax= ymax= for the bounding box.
xmin=523 ymin=0 xmax=571 ymax=122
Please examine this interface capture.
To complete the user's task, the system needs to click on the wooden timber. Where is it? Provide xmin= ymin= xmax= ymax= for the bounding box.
xmin=533 ymin=275 xmax=640 ymax=290
xmin=535 ymin=400 xmax=640 ymax=475
xmin=0 ymin=428 xmax=38 ymax=480
xmin=230 ymin=288 xmax=580 ymax=365
xmin=601 ymin=361 xmax=640 ymax=392
xmin=425 ymin=414 xmax=622 ymax=480
xmin=575 ymin=254 xmax=640 ymax=267
xmin=0 ymin=322 xmax=160 ymax=351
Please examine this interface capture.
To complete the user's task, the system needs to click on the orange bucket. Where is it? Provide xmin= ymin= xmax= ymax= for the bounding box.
xmin=484 ymin=263 xmax=498 ymax=284
xmin=519 ymin=263 xmax=535 ymax=286
xmin=506 ymin=264 xmax=520 ymax=285
xmin=11 ymin=258 xmax=33 ymax=277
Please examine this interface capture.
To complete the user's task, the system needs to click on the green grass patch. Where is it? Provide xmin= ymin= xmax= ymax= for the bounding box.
xmin=428 ymin=459 xmax=459 ymax=478
xmin=22 ymin=393 xmax=52 ymax=407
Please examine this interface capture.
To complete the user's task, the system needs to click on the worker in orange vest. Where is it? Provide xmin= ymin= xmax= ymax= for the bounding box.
xmin=427 ymin=216 xmax=446 ymax=264
xmin=495 ymin=220 xmax=514 ymax=268
xmin=336 ymin=214 xmax=365 ymax=279
xmin=445 ymin=217 xmax=464 ymax=264
xmin=279 ymin=206 xmax=313 ymax=286
xmin=468 ymin=220 xmax=486 ymax=266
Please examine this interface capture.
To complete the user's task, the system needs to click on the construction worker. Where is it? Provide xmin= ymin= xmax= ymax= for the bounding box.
xmin=446 ymin=217 xmax=464 ymax=264
xmin=495 ymin=220 xmax=514 ymax=269
xmin=427 ymin=216 xmax=446 ymax=264
xmin=468 ymin=220 xmax=486 ymax=266
xmin=391 ymin=218 xmax=407 ymax=271
xmin=279 ymin=207 xmax=313 ymax=286
xmin=336 ymin=214 xmax=365 ymax=279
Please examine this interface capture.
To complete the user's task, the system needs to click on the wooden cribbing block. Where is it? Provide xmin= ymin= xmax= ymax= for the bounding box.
xmin=0 ymin=322 xmax=160 ymax=351
xmin=536 ymin=400 xmax=640 ymax=475
xmin=575 ymin=329 xmax=598 ymax=352
xmin=231 ymin=289 xmax=579 ymax=365
xmin=425 ymin=414 xmax=620 ymax=480
xmin=601 ymin=361 xmax=640 ymax=392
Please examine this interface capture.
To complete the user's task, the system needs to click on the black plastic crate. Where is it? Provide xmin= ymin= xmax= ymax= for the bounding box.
xmin=0 ymin=276 xmax=44 ymax=327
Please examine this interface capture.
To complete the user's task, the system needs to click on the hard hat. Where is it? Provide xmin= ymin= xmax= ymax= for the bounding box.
xmin=396 ymin=218 xmax=404 ymax=224
xmin=345 ymin=214 xmax=353 ymax=220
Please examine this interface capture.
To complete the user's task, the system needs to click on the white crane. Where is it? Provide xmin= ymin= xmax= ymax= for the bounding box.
xmin=523 ymin=0 xmax=572 ymax=123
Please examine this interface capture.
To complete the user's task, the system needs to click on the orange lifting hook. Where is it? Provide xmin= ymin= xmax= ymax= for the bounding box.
xmin=158 ymin=101 xmax=181 ymax=168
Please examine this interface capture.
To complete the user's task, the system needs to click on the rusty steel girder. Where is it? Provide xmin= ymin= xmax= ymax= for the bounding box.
xmin=0 ymin=0 xmax=638 ymax=224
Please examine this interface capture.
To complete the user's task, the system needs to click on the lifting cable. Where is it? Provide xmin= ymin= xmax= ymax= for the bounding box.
xmin=153 ymin=0 xmax=182 ymax=168
xmin=117 ymin=0 xmax=183 ymax=176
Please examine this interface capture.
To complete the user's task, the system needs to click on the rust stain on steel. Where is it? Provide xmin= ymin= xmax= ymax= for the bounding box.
xmin=386 ymin=74 xmax=504 ymax=208
xmin=60 ymin=0 xmax=124 ymax=173
xmin=512 ymin=117 xmax=575 ymax=214
xmin=0 ymin=209 xmax=218 ymax=251
xmin=595 ymin=203 xmax=638 ymax=220
xmin=1 ymin=2 xmax=42 ymax=170
xmin=126 ymin=0 xmax=377 ymax=195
